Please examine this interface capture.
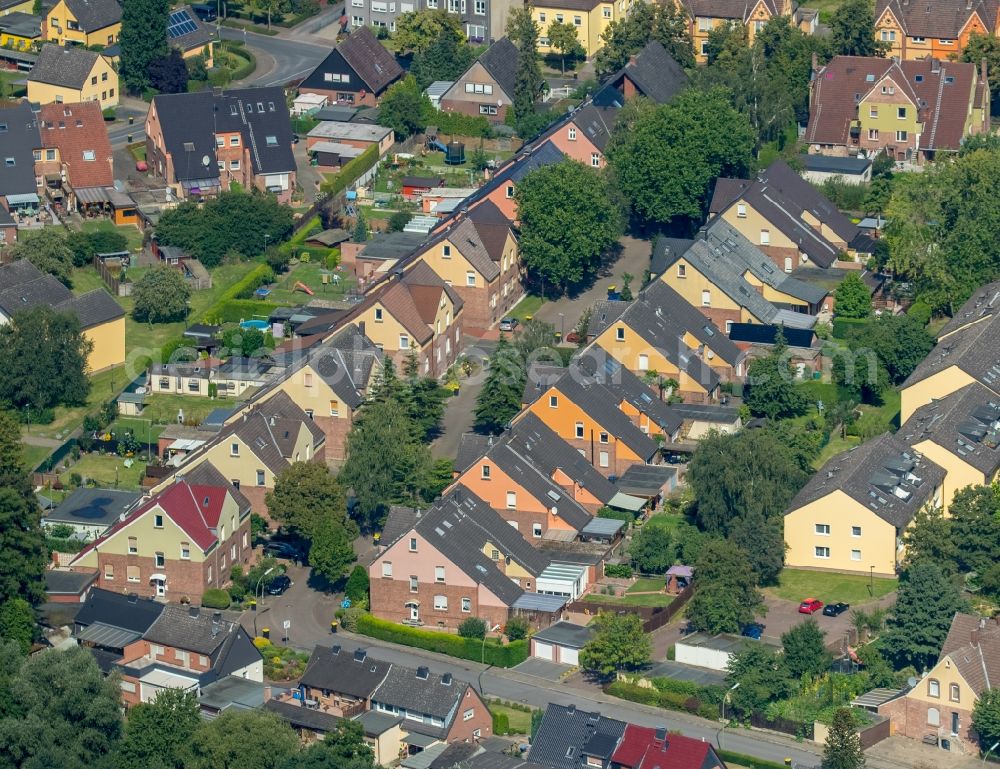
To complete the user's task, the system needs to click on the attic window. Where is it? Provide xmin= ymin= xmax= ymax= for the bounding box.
xmin=183 ymin=141 xmax=195 ymax=152
xmin=82 ymin=150 xmax=96 ymax=161
xmin=265 ymin=135 xmax=278 ymax=147
xmin=566 ymin=748 xmax=576 ymax=758
xmin=0 ymin=123 xmax=7 ymax=132
xmin=865 ymin=74 xmax=875 ymax=82
xmin=945 ymin=76 xmax=955 ymax=84
xmin=246 ymin=103 xmax=253 ymax=113
xmin=3 ymin=158 xmax=13 ymax=167
xmin=915 ymin=74 xmax=924 ymax=83
xmin=257 ymin=102 xmax=264 ymax=111
xmin=230 ymin=104 xmax=238 ymax=116
xmin=268 ymin=102 xmax=275 ymax=111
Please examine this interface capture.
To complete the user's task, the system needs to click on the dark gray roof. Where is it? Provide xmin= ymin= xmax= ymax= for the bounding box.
xmin=143 ymin=604 xmax=238 ymax=656
xmin=151 ymin=87 xmax=295 ymax=181
xmin=903 ymin=311 xmax=1000 ymax=390
xmin=649 ymin=237 xmax=695 ymax=277
xmin=381 ymin=504 xmax=422 ymax=546
xmin=28 ymin=44 xmax=105 ymax=89
xmin=668 ymin=403 xmax=741 ymax=424
xmin=787 ymin=432 xmax=946 ymax=528
xmin=74 ymin=588 xmax=164 ymax=635
xmin=899 ymin=383 xmax=1000 ymax=476
xmin=569 ymin=103 xmax=615 ymax=152
xmin=55 ymin=288 xmax=126 ymax=327
xmin=357 ymin=230 xmax=427 ymax=261
xmin=42 ymin=487 xmax=139 ymax=528
xmin=613 ymin=40 xmax=688 ymax=105
xmin=708 ymin=160 xmax=860 ymax=269
xmin=455 ymin=433 xmax=496 ymax=474
xmin=299 ymin=644 xmax=392 ymax=698
xmin=431 ymin=741 xmax=481 ymax=769
xmin=354 ymin=708 xmax=403 ymax=736
xmin=62 ymin=0 xmax=121 ymax=30
xmin=336 ymin=26 xmax=404 ymax=94
xmin=937 ymin=279 xmax=1000 ymax=341
xmin=531 ymin=621 xmax=594 ymax=649
xmin=0 ymin=260 xmax=72 ymax=314
xmin=444 ymin=218 xmax=499 ymax=281
xmin=199 ymin=675 xmax=273 ymax=712
xmin=265 ymin=699 xmax=343 ymax=732
xmin=168 ymin=5 xmax=215 ymax=51
xmin=449 ymin=141 xmax=564 ymax=216
xmin=800 ymin=154 xmax=872 ymax=175
xmin=0 ymin=12 xmax=41 ymax=39
xmin=468 ymin=755 xmax=545 ymax=769
xmin=372 ymin=663 xmax=473 ymax=728
xmin=615 ymin=464 xmax=678 ymax=496
xmin=527 ymin=705 xmax=627 ymax=769
xmin=211 ymin=626 xmax=264 ymax=681
xmin=478 ymin=37 xmax=520 ymax=99
xmin=44 ymin=569 xmax=97 ymax=596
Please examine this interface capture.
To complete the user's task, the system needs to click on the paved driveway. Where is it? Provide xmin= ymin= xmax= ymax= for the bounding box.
xmin=757 ymin=593 xmax=896 ymax=650
xmin=513 ymin=658 xmax=573 ymax=682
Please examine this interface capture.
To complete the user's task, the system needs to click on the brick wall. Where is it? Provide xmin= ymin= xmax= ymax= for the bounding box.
xmin=699 ymin=307 xmax=742 ymax=331
xmin=444 ymin=686 xmax=493 ymax=742
xmin=560 ymin=437 xmax=634 ymax=478
xmin=878 ymin=696 xmax=976 ymax=753
xmin=313 ymin=413 xmax=353 ymax=467
xmin=369 ymin=577 xmax=509 ymax=632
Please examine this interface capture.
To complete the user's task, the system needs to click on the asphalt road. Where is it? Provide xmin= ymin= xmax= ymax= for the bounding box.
xmin=219 ymin=26 xmax=331 ymax=86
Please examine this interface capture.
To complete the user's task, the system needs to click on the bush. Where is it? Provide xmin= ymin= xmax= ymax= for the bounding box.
xmin=604 ymin=563 xmax=633 ymax=578
xmin=907 ymin=300 xmax=932 ymax=327
xmin=356 ymin=614 xmax=528 ymax=667
xmin=208 ymin=299 xmax=280 ymax=324
xmin=340 ymin=606 xmax=367 ymax=631
xmin=716 ymin=751 xmax=789 ymax=769
xmin=607 ymin=679 xmax=723 ymax=720
xmin=832 ymin=317 xmax=872 ymax=339
xmin=492 ymin=711 xmax=510 ymax=735
xmin=458 ymin=616 xmax=487 ymax=639
xmin=345 ymin=565 xmax=370 ymax=603
xmin=201 ymin=588 xmax=231 ymax=609
xmin=505 ymin=615 xmax=529 ymax=641
xmin=433 ymin=110 xmax=494 ymax=138
xmin=324 ymin=144 xmax=379 ymax=197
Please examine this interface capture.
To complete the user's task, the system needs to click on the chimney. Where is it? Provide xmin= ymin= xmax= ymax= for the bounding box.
xmin=127 ymin=593 xmax=138 ymax=603
xmin=967 ymin=0 xmax=973 ymax=8
xmin=931 ymin=59 xmax=941 ymax=74
xmin=263 ymin=685 xmax=272 ymax=702
xmin=358 ymin=321 xmax=366 ymax=337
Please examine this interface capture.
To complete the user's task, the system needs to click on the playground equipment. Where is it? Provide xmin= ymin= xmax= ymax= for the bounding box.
xmin=444 ymin=141 xmax=466 ymax=165
xmin=294 ymin=281 xmax=315 ymax=295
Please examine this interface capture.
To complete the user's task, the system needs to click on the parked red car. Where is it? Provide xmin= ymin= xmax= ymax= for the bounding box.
xmin=798 ymin=598 xmax=824 ymax=614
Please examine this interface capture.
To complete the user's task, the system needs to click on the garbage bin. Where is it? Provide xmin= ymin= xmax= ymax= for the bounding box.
xmin=249 ymin=599 xmax=257 ymax=612
xmin=262 ymin=627 xmax=270 ymax=640
xmin=331 ymin=621 xmax=338 ymax=634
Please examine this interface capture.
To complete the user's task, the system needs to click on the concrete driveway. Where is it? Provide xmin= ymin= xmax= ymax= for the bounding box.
xmin=512 ymin=658 xmax=573 ymax=681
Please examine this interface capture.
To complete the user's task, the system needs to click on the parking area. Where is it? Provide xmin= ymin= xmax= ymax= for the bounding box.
xmin=757 ymin=593 xmax=896 ymax=649
xmin=513 ymin=658 xmax=574 ymax=681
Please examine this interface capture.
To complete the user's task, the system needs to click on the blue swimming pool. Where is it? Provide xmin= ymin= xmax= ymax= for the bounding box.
xmin=240 ymin=319 xmax=269 ymax=331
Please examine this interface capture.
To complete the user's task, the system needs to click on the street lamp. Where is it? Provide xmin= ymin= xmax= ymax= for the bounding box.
xmin=983 ymin=740 xmax=1000 ymax=764
xmin=719 ymin=682 xmax=740 ymax=749
xmin=252 ymin=567 xmax=274 ymax=636
xmin=558 ymin=312 xmax=565 ymax=342
xmin=869 ymin=565 xmax=875 ymax=598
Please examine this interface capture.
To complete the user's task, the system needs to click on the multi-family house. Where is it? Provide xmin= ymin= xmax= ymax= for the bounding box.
xmin=874 ymin=0 xmax=999 ymax=60
xmin=595 ymin=41 xmax=689 ymax=105
xmin=708 ymin=159 xmax=870 ymax=271
xmin=681 ymin=0 xmax=794 ymax=62
xmin=35 ymin=101 xmax=114 ymax=211
xmin=806 ymin=55 xmax=989 ymax=163
xmin=298 ymin=27 xmax=403 ymax=107
xmin=879 ymin=613 xmax=1000 ymax=753
xmin=74 ymin=589 xmax=164 ymax=673
xmin=41 ymin=487 xmax=140 ymax=541
xmin=0 ymin=260 xmax=124 ymax=372
xmin=656 ymin=219 xmax=826 ymax=331
xmin=440 ymin=38 xmax=518 ymax=124
xmin=1 ymin=0 xmax=34 ymax=16
xmin=898 ymin=383 xmax=1000 ymax=509
xmin=532 ymin=0 xmax=629 ymax=58
xmin=298 ymin=645 xmax=392 ymax=716
xmin=244 ymin=325 xmax=381 ymax=466
xmin=587 ymin=279 xmax=744 ymax=400
xmin=145 ymin=86 xmax=296 ymax=203
xmin=783 ymin=432 xmax=945 ymax=576
xmin=70 ymin=462 xmax=255 ymax=600
xmin=516 ymin=358 xmax=672 ymax=476
xmin=410 ymin=202 xmax=522 ymax=331
xmin=610 ymin=724 xmax=727 ymax=769
xmin=899 ymin=302 xmax=1000 ymax=422
xmin=528 ymin=704 xmax=628 ymax=769
xmin=26 ymin=44 xmax=118 ymax=108
xmin=162 ymin=391 xmax=327 ymax=515
xmin=44 ymin=0 xmax=120 ymax=47
xmin=0 ymin=100 xmax=40 ymax=223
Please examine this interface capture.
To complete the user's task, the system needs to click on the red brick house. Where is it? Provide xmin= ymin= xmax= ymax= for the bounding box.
xmin=35 ymin=101 xmax=114 ymax=211
xmin=439 ymin=38 xmax=517 ymax=124
xmin=69 ymin=462 xmax=255 ymax=601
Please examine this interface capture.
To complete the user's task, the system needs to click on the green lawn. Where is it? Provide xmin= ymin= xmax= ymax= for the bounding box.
xmin=627 ymin=577 xmax=666 ymax=593
xmin=767 ymin=568 xmax=898 ymax=606
xmin=509 ymin=294 xmax=546 ymax=322
xmin=584 ymin=592 xmax=674 ymax=608
xmin=141 ymin=394 xmax=230 ymax=425
xmin=25 ymin=365 xmax=127 ymax=441
xmin=70 ymin=267 xmax=110 ymax=296
xmin=265 ymin=258 xmax=355 ymax=305
xmin=59 ymin=453 xmax=146 ymax=490
xmin=79 ymin=220 xmax=144 ymax=252
xmin=110 ymin=417 xmax=165 ymax=444
xmin=23 ymin=444 xmax=53 ymax=471
xmin=489 ymin=704 xmax=533 ymax=734
xmin=0 ymin=71 xmax=26 ymax=98
xmin=812 ymin=433 xmax=861 ymax=470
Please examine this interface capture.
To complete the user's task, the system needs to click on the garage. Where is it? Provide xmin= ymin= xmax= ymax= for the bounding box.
xmin=529 ymin=621 xmax=594 ymax=664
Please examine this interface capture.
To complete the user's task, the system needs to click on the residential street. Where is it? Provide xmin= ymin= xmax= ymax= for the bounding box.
xmin=219 ymin=26 xmax=330 ymax=87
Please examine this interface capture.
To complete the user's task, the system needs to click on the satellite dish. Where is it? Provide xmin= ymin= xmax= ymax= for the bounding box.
xmin=907 ymin=677 xmax=918 ymax=688
xmin=201 ymin=155 xmax=210 ymax=167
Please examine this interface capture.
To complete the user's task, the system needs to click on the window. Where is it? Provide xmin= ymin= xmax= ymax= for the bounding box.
xmin=475 ymin=0 xmax=485 ymax=13
xmin=154 ymin=552 xmax=165 ymax=568
xmin=760 ymin=229 xmax=770 ymax=245
xmin=82 ymin=149 xmax=96 ymax=161
xmin=603 ymin=6 xmax=611 ymax=17
xmin=128 ymin=536 xmax=137 ymax=554
xmin=104 ymin=563 xmax=114 ymax=579
xmin=479 ymin=105 xmax=498 ymax=116
xmin=150 ymin=644 xmax=165 ymax=657
xmin=409 ymin=537 xmax=418 ymax=552
xmin=374 ymin=307 xmax=383 ymax=322
xmin=154 ymin=514 xmax=163 ymax=528
xmin=599 ymin=432 xmax=609 ymax=444
xmin=506 ymin=491 xmax=517 ymax=509
xmin=533 ymin=523 xmax=542 ymax=538
xmin=556 ymin=13 xmax=563 ymax=22
xmin=677 ymin=264 xmax=687 ymax=278
xmin=940 ymin=38 xmax=953 ymax=45
xmin=187 ymin=379 xmax=200 ymax=393
xmin=91 ymin=76 xmax=97 ymax=85
xmin=701 ymin=289 xmax=711 ymax=307
xmin=434 ymin=566 xmax=446 ymax=583
xmin=3 ymin=158 xmax=13 ymax=167
xmin=180 ymin=544 xmax=190 ymax=559
xmin=462 ymin=598 xmax=471 ymax=612
xmin=464 ymin=708 xmax=475 ymax=721
xmin=442 ymin=244 xmax=452 ymax=259
xmin=896 ymin=130 xmax=908 ymax=142
xmin=897 ymin=107 xmax=906 ymax=119
xmin=815 ymin=523 xmax=830 ymax=535
xmin=426 ymin=0 xmax=436 ymax=7
xmin=851 ymin=549 xmax=862 ymax=561
xmin=230 ymin=442 xmax=239 ymax=456
xmin=491 ymin=549 xmax=500 ymax=561
xmin=599 ymin=451 xmax=610 ymax=468
xmin=928 ymin=679 xmax=940 ymax=698
xmin=815 ymin=546 xmax=830 ymax=558
xmin=382 ymin=561 xmax=393 ymax=577
xmin=505 ymin=185 xmax=514 ymax=198
xmin=868 ymin=105 xmax=879 ymax=118
xmin=725 ymin=320 xmax=734 ymax=333
xmin=399 ymin=334 xmax=410 ymax=349
xmin=229 ymin=159 xmax=240 ymax=170
xmin=572 ymin=15 xmax=581 ymax=25
xmin=950 ymin=684 xmax=960 ymax=702
xmin=539 ymin=11 xmax=546 ymax=22
xmin=265 ymin=135 xmax=278 ymax=147
xmin=575 ymin=422 xmax=584 ymax=439
xmin=616 ymin=327 xmax=625 ymax=341
xmin=207 ymin=566 xmax=212 ymax=583
xmin=868 ymin=128 xmax=879 ymax=141
xmin=127 ymin=565 xmax=140 ymax=582
xmin=549 ymin=395 xmax=558 ymax=408
xmin=880 ymin=29 xmax=895 ymax=41
xmin=230 ymin=136 xmax=240 ymax=146
xmin=851 ymin=526 xmax=862 ymax=537
xmin=32 ymin=150 xmax=40 ymax=161
xmin=481 ymin=464 xmax=491 ymax=479
xmin=434 ymin=595 xmax=448 ymax=610
xmin=409 ymin=575 xmax=418 ymax=592
xmin=700 ymin=39 xmax=709 ymax=56
xmin=591 ymin=153 xmax=600 ymax=167
xmin=256 ymin=470 xmax=265 ymax=486
xmin=466 ymin=271 xmax=476 ymax=287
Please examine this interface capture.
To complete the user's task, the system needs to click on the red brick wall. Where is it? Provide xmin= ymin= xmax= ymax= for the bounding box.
xmin=439 ymin=98 xmax=509 ymax=124
xmin=444 ymin=687 xmax=493 ymax=742
xmin=312 ymin=413 xmax=353 ymax=467
xmin=699 ymin=307 xmax=742 ymax=330
xmin=879 ymin=696 xmax=976 ymax=753
xmin=369 ymin=577 xmax=509 ymax=632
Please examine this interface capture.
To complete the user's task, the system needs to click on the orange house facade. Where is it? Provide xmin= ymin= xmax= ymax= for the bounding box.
xmin=874 ymin=0 xmax=998 ymax=60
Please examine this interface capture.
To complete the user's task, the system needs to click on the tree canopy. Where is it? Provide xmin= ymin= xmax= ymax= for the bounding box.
xmin=394 ymin=8 xmax=465 ymax=53
xmin=629 ymin=519 xmax=674 ymax=574
xmin=685 ymin=539 xmax=766 ymax=634
xmin=781 ymin=619 xmax=831 ymax=680
xmin=828 ymin=0 xmax=888 ymax=57
xmin=182 ymin=709 xmax=299 ymax=769
xmin=119 ymin=0 xmax=169 ymax=92
xmin=726 ymin=642 xmax=791 ymax=716
xmin=474 ymin=335 xmax=525 ymax=435
xmin=507 ymin=7 xmax=545 ymax=135
xmin=579 ymin=612 xmax=651 ymax=677
xmin=608 ymin=88 xmax=755 ymax=230
xmin=378 ymin=76 xmax=433 ymax=139
xmin=594 ymin=0 xmax=693 ymax=74
xmin=132 ymin=265 xmax=191 ymax=324
xmin=515 ymin=160 xmax=624 ymax=293
xmin=821 ymin=708 xmax=867 ymax=769
xmin=410 ymin=29 xmax=475 ymax=88
xmin=973 ymin=688 xmax=1000 ymax=756
xmin=9 ymin=229 xmax=74 ymax=287
xmin=743 ymin=332 xmax=808 ymax=420
xmin=111 ymin=689 xmax=201 ymax=769
xmin=834 ymin=272 xmax=872 ymax=319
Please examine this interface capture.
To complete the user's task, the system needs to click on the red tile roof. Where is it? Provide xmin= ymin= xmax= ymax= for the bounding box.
xmin=610 ymin=725 xmax=714 ymax=769
xmin=38 ymin=101 xmax=113 ymax=190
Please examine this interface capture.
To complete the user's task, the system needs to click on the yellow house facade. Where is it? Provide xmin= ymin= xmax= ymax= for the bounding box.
xmin=84 ymin=315 xmax=125 ymax=373
xmin=0 ymin=0 xmax=34 ymax=16
xmin=533 ymin=0 xmax=628 ymax=58
xmin=0 ymin=13 xmax=41 ymax=48
xmin=27 ymin=45 xmax=119 ymax=108
xmin=686 ymin=0 xmax=792 ymax=62
xmin=45 ymin=0 xmax=120 ymax=47
xmin=783 ymin=433 xmax=945 ymax=577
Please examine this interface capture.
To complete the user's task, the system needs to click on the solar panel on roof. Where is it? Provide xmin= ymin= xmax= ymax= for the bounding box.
xmin=167 ymin=9 xmax=198 ymax=38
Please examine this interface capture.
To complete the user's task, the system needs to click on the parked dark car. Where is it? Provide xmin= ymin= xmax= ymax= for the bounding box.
xmin=266 ymin=575 xmax=292 ymax=596
xmin=822 ymin=602 xmax=850 ymax=617
xmin=741 ymin=623 xmax=765 ymax=640
xmin=263 ymin=541 xmax=306 ymax=563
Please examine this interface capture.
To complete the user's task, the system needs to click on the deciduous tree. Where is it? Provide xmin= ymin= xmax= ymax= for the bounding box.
xmin=132 ymin=265 xmax=191 ymax=323
xmin=9 ymin=229 xmax=74 ymax=286
xmin=579 ymin=612 xmax=651 ymax=677
xmin=902 ymin=504 xmax=957 ymax=575
xmin=834 ymin=272 xmax=872 ymax=319
xmin=743 ymin=331 xmax=808 ymax=420
xmin=547 ymin=21 xmax=584 ymax=74
xmin=182 ymin=709 xmax=298 ymax=769
xmin=0 ymin=599 xmax=34 ymax=655
xmin=120 ymin=0 xmax=169 ymax=92
xmin=377 ymin=76 xmax=432 ymax=138
xmin=973 ymin=688 xmax=1000 ymax=754
xmin=394 ymin=8 xmax=465 ymax=53
xmin=594 ymin=0 xmax=693 ymax=75
xmin=726 ymin=642 xmax=791 ymax=716
xmin=148 ymin=49 xmax=190 ymax=94
xmin=507 ymin=7 xmax=545 ymax=135
xmin=685 ymin=539 xmax=766 ymax=634
xmin=266 ymin=462 xmax=351 ymax=541
xmin=781 ymin=619 xmax=831 ymax=680
xmin=410 ymin=28 xmax=475 ymax=87
xmin=112 ymin=689 xmax=201 ymax=769
xmin=629 ymin=520 xmax=674 ymax=574
xmin=829 ymin=0 xmax=888 ymax=57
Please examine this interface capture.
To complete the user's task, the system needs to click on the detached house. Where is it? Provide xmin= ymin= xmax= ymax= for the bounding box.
xmin=36 ymin=101 xmax=114 ymax=211
xmin=539 ymin=102 xmax=615 ymax=169
xmin=27 ymin=44 xmax=118 ymax=108
xmin=45 ymin=0 xmax=120 ymax=47
xmin=597 ymin=41 xmax=689 ymax=105
xmin=709 ymin=159 xmax=871 ymax=271
xmin=70 ymin=462 xmax=255 ymax=600
xmin=783 ymin=432 xmax=945 ymax=576
xmin=145 ymin=86 xmax=296 ymax=203
xmin=298 ymin=27 xmax=403 ymax=107
xmin=806 ymin=55 xmax=989 ymax=163
xmin=528 ymin=704 xmax=627 ymax=769
xmin=899 ymin=383 xmax=1000 ymax=508
xmin=611 ymin=724 xmax=726 ymax=769
xmin=874 ymin=0 xmax=999 ymax=60
xmin=440 ymin=38 xmax=518 ymax=123
xmin=531 ymin=0 xmax=629 ymax=58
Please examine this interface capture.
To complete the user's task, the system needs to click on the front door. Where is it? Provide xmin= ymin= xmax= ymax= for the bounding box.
xmin=951 ymin=711 xmax=960 ymax=735
xmin=154 ymin=578 xmax=166 ymax=597
xmin=406 ymin=602 xmax=419 ymax=622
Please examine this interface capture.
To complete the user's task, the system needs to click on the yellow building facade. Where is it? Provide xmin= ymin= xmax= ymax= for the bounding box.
xmin=533 ymin=0 xmax=628 ymax=58
xmin=0 ymin=0 xmax=34 ymax=16
xmin=27 ymin=50 xmax=119 ymax=108
xmin=45 ymin=0 xmax=120 ymax=46
xmin=84 ymin=315 xmax=125 ymax=373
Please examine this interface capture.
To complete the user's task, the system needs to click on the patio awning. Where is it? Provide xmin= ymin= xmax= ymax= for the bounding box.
xmin=6 ymin=192 xmax=39 ymax=205
xmin=511 ymin=592 xmax=568 ymax=612
xmin=75 ymin=187 xmax=112 ymax=205
xmin=607 ymin=491 xmax=646 ymax=511
xmin=77 ymin=621 xmax=140 ymax=648
xmin=180 ymin=178 xmax=221 ymax=193
xmin=581 ymin=517 xmax=625 ymax=538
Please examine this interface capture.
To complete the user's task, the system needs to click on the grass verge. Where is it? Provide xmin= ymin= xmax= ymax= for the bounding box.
xmin=766 ymin=568 xmax=897 ymax=605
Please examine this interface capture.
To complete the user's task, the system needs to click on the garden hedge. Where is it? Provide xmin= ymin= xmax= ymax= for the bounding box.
xmin=716 ymin=750 xmax=789 ymax=769
xmin=197 ymin=263 xmax=275 ymax=323
xmin=326 ymin=144 xmax=380 ymax=197
xmin=210 ymin=299 xmax=280 ymax=324
xmin=356 ymin=614 xmax=528 ymax=667
xmin=606 ymin=680 xmax=720 ymax=721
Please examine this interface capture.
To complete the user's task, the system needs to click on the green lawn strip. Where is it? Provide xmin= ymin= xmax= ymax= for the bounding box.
xmin=22 ymin=444 xmax=53 ymax=471
xmin=25 ymin=365 xmax=127 ymax=441
xmin=141 ymin=394 xmax=229 ymax=425
xmin=79 ymin=220 xmax=144 ymax=252
xmin=766 ymin=568 xmax=897 ymax=605
xmin=59 ymin=452 xmax=146 ymax=490
xmin=70 ymin=267 xmax=110 ymax=296
xmin=488 ymin=703 xmax=532 ymax=734
xmin=627 ymin=577 xmax=666 ymax=593
xmin=265 ymin=259 xmax=354 ymax=305
xmin=583 ymin=592 xmax=673 ymax=608
xmin=509 ymin=294 xmax=545 ymax=321
xmin=110 ymin=418 xmax=165 ymax=444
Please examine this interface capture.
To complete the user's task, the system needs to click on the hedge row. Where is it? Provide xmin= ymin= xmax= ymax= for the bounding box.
xmin=831 ymin=317 xmax=872 ymax=339
xmin=196 ymin=263 xmax=274 ymax=323
xmin=434 ymin=111 xmax=494 ymax=139
xmin=326 ymin=144 xmax=380 ymax=197
xmin=211 ymin=299 xmax=280 ymax=324
xmin=606 ymin=681 xmax=720 ymax=721
xmin=717 ymin=750 xmax=789 ymax=769
xmin=356 ymin=614 xmax=528 ymax=667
